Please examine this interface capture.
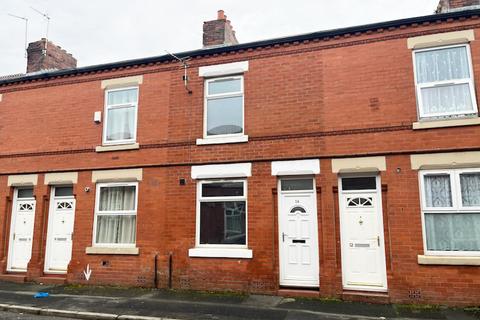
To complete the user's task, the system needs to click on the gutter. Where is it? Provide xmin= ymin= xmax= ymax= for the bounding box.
xmin=2 ymin=8 xmax=480 ymax=86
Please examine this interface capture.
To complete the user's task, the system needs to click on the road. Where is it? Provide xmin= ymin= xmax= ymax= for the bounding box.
xmin=0 ymin=311 xmax=75 ymax=319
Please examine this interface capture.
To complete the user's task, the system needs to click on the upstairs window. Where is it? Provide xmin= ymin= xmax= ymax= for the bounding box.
xmin=103 ymin=87 xmax=138 ymax=145
xmin=204 ymin=76 xmax=244 ymax=137
xmin=414 ymin=44 xmax=477 ymax=119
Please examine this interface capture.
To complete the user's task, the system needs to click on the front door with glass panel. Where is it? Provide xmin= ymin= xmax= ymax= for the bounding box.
xmin=7 ymin=188 xmax=36 ymax=272
xmin=44 ymin=186 xmax=76 ymax=274
xmin=278 ymin=178 xmax=319 ymax=287
xmin=339 ymin=176 xmax=387 ymax=291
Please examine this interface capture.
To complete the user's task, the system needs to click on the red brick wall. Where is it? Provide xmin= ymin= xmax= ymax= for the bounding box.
xmin=0 ymin=16 xmax=479 ymax=306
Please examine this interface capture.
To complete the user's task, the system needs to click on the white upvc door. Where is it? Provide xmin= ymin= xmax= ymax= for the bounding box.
xmin=278 ymin=178 xmax=319 ymax=287
xmin=44 ymin=187 xmax=76 ymax=274
xmin=339 ymin=175 xmax=387 ymax=292
xmin=7 ymin=189 xmax=36 ymax=272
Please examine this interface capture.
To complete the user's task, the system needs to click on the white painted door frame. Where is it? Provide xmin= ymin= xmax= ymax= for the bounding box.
xmin=7 ymin=188 xmax=36 ymax=272
xmin=44 ymin=187 xmax=76 ymax=274
xmin=278 ymin=177 xmax=320 ymax=287
xmin=338 ymin=174 xmax=388 ymax=292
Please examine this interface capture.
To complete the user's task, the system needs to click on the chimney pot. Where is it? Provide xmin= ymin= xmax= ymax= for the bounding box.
xmin=217 ymin=10 xmax=225 ymax=20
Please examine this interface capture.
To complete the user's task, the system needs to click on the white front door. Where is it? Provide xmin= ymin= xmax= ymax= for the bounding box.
xmin=7 ymin=188 xmax=36 ymax=272
xmin=44 ymin=186 xmax=76 ymax=274
xmin=339 ymin=176 xmax=387 ymax=291
xmin=279 ymin=178 xmax=319 ymax=287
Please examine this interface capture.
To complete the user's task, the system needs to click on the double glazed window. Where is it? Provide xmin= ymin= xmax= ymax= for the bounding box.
xmin=413 ymin=44 xmax=477 ymax=119
xmin=197 ymin=180 xmax=247 ymax=246
xmin=204 ymin=76 xmax=244 ymax=137
xmin=420 ymin=169 xmax=480 ymax=255
xmin=94 ymin=182 xmax=138 ymax=246
xmin=104 ymin=87 xmax=138 ymax=145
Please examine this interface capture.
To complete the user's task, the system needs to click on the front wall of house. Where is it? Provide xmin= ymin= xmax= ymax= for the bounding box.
xmin=0 ymin=16 xmax=479 ymax=306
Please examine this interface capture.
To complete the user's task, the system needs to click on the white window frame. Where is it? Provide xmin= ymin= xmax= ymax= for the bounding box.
xmin=195 ymin=179 xmax=248 ymax=249
xmin=92 ymin=181 xmax=138 ymax=248
xmin=203 ymin=75 xmax=245 ymax=139
xmin=419 ymin=168 xmax=480 ymax=256
xmin=412 ymin=43 xmax=478 ymax=119
xmin=103 ymin=86 xmax=139 ymax=146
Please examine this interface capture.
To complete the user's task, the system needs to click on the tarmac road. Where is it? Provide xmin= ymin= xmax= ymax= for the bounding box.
xmin=0 ymin=311 xmax=75 ymax=319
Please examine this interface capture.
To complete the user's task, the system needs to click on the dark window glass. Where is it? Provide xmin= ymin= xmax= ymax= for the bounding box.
xmin=281 ymin=179 xmax=313 ymax=191
xmin=17 ymin=188 xmax=34 ymax=198
xmin=200 ymin=201 xmax=246 ymax=245
xmin=342 ymin=177 xmax=376 ymax=190
xmin=55 ymin=186 xmax=73 ymax=197
xmin=202 ymin=182 xmax=244 ymax=197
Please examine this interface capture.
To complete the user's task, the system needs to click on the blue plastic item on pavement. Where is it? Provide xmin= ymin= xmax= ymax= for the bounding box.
xmin=33 ymin=292 xmax=49 ymax=298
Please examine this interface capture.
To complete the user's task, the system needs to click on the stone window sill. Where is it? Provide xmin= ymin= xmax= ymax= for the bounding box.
xmin=188 ymin=248 xmax=252 ymax=259
xmin=418 ymin=255 xmax=480 ymax=266
xmin=196 ymin=135 xmax=248 ymax=146
xmin=86 ymin=247 xmax=139 ymax=255
xmin=95 ymin=143 xmax=140 ymax=152
xmin=413 ymin=117 xmax=480 ymax=130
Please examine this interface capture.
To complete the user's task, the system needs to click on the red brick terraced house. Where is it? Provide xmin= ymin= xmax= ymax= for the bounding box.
xmin=0 ymin=0 xmax=479 ymax=306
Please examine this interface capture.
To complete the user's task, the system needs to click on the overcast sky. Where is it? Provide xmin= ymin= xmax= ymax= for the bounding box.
xmin=1 ymin=0 xmax=439 ymax=76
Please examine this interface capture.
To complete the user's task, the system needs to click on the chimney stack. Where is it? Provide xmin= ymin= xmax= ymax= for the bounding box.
xmin=26 ymin=39 xmax=77 ymax=73
xmin=436 ymin=0 xmax=480 ymax=13
xmin=203 ymin=10 xmax=239 ymax=48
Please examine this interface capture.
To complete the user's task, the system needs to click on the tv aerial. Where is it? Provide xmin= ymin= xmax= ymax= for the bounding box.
xmin=31 ymin=7 xmax=50 ymax=55
xmin=8 ymin=14 xmax=28 ymax=58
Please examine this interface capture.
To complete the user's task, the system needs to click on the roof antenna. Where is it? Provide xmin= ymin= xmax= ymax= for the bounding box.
xmin=8 ymin=14 xmax=29 ymax=58
xmin=165 ymin=50 xmax=193 ymax=94
xmin=30 ymin=7 xmax=50 ymax=56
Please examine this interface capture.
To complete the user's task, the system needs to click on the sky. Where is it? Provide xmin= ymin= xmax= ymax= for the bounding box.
xmin=1 ymin=0 xmax=439 ymax=76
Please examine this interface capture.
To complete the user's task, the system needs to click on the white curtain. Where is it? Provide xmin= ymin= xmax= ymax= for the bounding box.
xmin=96 ymin=186 xmax=136 ymax=244
xmin=460 ymin=173 xmax=480 ymax=206
xmin=106 ymin=106 xmax=135 ymax=141
xmin=425 ymin=213 xmax=480 ymax=251
xmin=424 ymin=175 xmax=452 ymax=207
xmin=416 ymin=46 xmax=473 ymax=115
xmin=106 ymin=88 xmax=137 ymax=141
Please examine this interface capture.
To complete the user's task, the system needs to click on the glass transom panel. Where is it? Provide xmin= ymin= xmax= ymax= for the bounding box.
xmin=342 ymin=177 xmax=376 ymax=191
xmin=107 ymin=88 xmax=138 ymax=105
xmin=281 ymin=179 xmax=313 ymax=191
xmin=17 ymin=188 xmax=34 ymax=198
xmin=208 ymin=78 xmax=242 ymax=95
xmin=202 ymin=182 xmax=244 ymax=197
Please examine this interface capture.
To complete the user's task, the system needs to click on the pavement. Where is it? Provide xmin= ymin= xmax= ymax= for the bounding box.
xmin=0 ymin=281 xmax=477 ymax=320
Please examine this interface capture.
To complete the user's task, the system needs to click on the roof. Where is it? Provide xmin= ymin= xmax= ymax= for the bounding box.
xmin=1 ymin=8 xmax=480 ymax=87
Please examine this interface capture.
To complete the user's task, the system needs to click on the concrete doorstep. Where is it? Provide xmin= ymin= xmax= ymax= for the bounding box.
xmin=0 ymin=303 xmax=177 ymax=320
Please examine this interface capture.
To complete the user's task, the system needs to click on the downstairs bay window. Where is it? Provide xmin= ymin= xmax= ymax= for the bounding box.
xmin=420 ymin=169 xmax=480 ymax=255
xmin=93 ymin=182 xmax=138 ymax=247
xmin=413 ymin=44 xmax=478 ymax=120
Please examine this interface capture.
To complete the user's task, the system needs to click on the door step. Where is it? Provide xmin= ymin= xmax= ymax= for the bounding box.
xmin=278 ymin=288 xmax=320 ymax=298
xmin=0 ymin=273 xmax=26 ymax=283
xmin=342 ymin=290 xmax=390 ymax=304
xmin=37 ymin=276 xmax=66 ymax=285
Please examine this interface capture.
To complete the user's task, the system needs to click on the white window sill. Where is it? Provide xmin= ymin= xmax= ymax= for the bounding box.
xmin=188 ymin=248 xmax=253 ymax=259
xmin=413 ymin=117 xmax=480 ymax=130
xmin=86 ymin=246 xmax=139 ymax=255
xmin=418 ymin=255 xmax=480 ymax=266
xmin=95 ymin=143 xmax=140 ymax=152
xmin=196 ymin=135 xmax=248 ymax=146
